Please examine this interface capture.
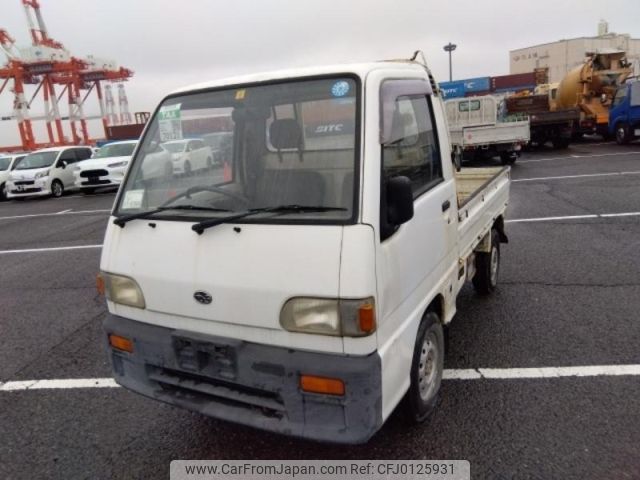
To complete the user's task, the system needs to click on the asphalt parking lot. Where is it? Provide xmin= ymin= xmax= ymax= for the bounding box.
xmin=1 ymin=141 xmax=639 ymax=479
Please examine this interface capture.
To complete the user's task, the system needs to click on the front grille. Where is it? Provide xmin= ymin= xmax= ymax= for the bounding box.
xmin=81 ymin=179 xmax=111 ymax=185
xmin=147 ymin=366 xmax=285 ymax=417
xmin=11 ymin=187 xmax=41 ymax=194
xmin=13 ymin=180 xmax=35 ymax=186
xmin=80 ymin=169 xmax=108 ymax=178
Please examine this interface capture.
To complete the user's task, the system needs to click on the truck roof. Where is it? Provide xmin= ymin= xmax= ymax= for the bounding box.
xmin=170 ymin=61 xmax=428 ymax=96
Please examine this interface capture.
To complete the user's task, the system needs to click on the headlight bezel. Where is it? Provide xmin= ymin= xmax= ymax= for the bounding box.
xmin=107 ymin=160 xmax=129 ymax=169
xmin=34 ymin=169 xmax=50 ymax=179
xmin=280 ymin=296 xmax=376 ymax=337
xmin=100 ymin=272 xmax=146 ymax=309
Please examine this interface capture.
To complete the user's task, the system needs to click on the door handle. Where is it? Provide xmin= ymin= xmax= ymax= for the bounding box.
xmin=442 ymin=200 xmax=451 ymax=212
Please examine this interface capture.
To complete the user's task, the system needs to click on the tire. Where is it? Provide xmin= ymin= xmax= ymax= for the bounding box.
xmin=51 ymin=180 xmax=64 ymax=198
xmin=473 ymin=229 xmax=500 ymax=295
xmin=616 ymin=123 xmax=630 ymax=145
xmin=551 ymin=138 xmax=570 ymax=149
xmin=500 ymin=152 xmax=517 ymax=165
xmin=184 ymin=161 xmax=192 ymax=176
xmin=403 ymin=311 xmax=445 ymax=423
xmin=0 ymin=182 xmax=6 ymax=201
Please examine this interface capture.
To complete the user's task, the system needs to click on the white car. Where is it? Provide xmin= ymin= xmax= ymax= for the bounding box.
xmin=161 ymin=139 xmax=214 ymax=174
xmin=6 ymin=146 xmax=93 ymax=199
xmin=0 ymin=153 xmax=28 ymax=200
xmin=74 ymin=140 xmax=138 ymax=193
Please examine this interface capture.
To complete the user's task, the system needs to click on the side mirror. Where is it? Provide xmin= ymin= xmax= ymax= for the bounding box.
xmin=387 ymin=176 xmax=414 ymax=226
xmin=60 ymin=160 xmax=67 ymax=169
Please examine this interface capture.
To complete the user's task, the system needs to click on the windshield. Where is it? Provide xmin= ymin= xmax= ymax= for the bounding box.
xmin=0 ymin=157 xmax=11 ymax=171
xmin=15 ymin=151 xmax=58 ymax=170
xmin=95 ymin=143 xmax=136 ymax=158
xmin=116 ymin=76 xmax=359 ymax=223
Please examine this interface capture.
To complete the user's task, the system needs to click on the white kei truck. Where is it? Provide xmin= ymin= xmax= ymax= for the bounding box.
xmin=99 ymin=54 xmax=510 ymax=444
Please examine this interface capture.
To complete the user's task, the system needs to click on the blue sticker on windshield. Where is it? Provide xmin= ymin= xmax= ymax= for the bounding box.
xmin=331 ymin=80 xmax=350 ymax=97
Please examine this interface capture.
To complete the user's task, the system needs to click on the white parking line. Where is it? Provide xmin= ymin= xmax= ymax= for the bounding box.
xmin=519 ymin=151 xmax=640 ymax=164
xmin=0 ymin=244 xmax=102 ymax=255
xmin=506 ymin=212 xmax=640 ymax=223
xmin=0 ymin=209 xmax=110 ymax=221
xmin=2 ymin=364 xmax=639 ymax=391
xmin=513 ymin=170 xmax=640 ymax=183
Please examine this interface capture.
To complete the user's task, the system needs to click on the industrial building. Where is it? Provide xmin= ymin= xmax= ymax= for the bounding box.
xmin=510 ymin=21 xmax=640 ymax=83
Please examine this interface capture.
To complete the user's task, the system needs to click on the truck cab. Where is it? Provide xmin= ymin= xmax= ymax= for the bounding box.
xmin=609 ymin=80 xmax=640 ymax=144
xmin=100 ymin=60 xmax=510 ymax=444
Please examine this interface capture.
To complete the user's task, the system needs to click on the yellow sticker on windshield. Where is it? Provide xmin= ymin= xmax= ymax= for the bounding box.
xmin=235 ymin=89 xmax=246 ymax=100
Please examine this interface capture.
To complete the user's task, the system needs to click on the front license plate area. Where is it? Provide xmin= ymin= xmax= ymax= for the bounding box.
xmin=172 ymin=336 xmax=237 ymax=380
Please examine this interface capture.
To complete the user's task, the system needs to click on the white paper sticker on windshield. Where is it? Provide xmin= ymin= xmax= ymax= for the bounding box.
xmin=122 ymin=189 xmax=144 ymax=209
xmin=158 ymin=103 xmax=183 ymax=141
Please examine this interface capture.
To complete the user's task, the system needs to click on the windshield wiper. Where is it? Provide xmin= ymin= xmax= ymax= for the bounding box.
xmin=113 ymin=205 xmax=231 ymax=228
xmin=191 ymin=204 xmax=347 ymax=235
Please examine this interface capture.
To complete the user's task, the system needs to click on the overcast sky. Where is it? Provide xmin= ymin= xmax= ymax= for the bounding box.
xmin=1 ymin=0 xmax=639 ymax=147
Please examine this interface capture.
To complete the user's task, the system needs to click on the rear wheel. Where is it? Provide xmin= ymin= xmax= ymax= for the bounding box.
xmin=403 ymin=311 xmax=444 ymax=423
xmin=51 ymin=180 xmax=64 ymax=198
xmin=500 ymin=152 xmax=517 ymax=165
xmin=473 ymin=229 xmax=500 ymax=295
xmin=616 ymin=123 xmax=630 ymax=145
xmin=551 ymin=138 xmax=570 ymax=149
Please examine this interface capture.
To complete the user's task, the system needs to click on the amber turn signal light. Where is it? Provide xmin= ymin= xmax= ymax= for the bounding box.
xmin=358 ymin=303 xmax=376 ymax=333
xmin=96 ymin=273 xmax=105 ymax=296
xmin=109 ymin=334 xmax=134 ymax=353
xmin=300 ymin=375 xmax=345 ymax=396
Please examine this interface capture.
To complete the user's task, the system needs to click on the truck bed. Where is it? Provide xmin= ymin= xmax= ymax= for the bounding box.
xmin=449 ymin=120 xmax=530 ymax=148
xmin=455 ymin=166 xmax=510 ymax=259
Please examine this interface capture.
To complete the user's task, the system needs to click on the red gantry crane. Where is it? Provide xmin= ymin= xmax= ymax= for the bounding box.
xmin=1 ymin=0 xmax=136 ymax=153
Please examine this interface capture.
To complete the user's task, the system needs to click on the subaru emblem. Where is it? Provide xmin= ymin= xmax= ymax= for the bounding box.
xmin=193 ymin=291 xmax=212 ymax=305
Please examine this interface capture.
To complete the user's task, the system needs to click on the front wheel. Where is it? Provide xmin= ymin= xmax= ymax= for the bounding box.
xmin=473 ymin=229 xmax=500 ymax=295
xmin=0 ymin=182 xmax=6 ymax=201
xmin=403 ymin=311 xmax=444 ymax=423
xmin=616 ymin=123 xmax=630 ymax=145
xmin=51 ymin=180 xmax=64 ymax=198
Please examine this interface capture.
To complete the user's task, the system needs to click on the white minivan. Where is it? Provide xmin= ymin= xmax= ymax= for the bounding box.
xmin=0 ymin=153 xmax=28 ymax=200
xmin=100 ymin=59 xmax=510 ymax=444
xmin=7 ymin=146 xmax=93 ymax=199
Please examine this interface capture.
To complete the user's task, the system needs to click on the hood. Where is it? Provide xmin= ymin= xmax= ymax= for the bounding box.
xmin=102 ymin=220 xmax=343 ymax=332
xmin=10 ymin=166 xmax=50 ymax=181
xmin=78 ymin=156 xmax=130 ymax=169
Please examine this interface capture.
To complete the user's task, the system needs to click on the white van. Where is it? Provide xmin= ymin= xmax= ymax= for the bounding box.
xmin=0 ymin=153 xmax=28 ymax=200
xmin=7 ymin=146 xmax=93 ymax=198
xmin=100 ymin=58 xmax=510 ymax=444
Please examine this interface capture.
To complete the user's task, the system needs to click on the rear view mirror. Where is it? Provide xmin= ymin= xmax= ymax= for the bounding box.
xmin=387 ymin=176 xmax=414 ymax=226
xmin=452 ymin=147 xmax=462 ymax=172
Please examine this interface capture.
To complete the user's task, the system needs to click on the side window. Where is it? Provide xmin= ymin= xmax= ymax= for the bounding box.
xmin=382 ymin=95 xmax=443 ymax=199
xmin=58 ymin=149 xmax=76 ymax=165
xmin=630 ymin=83 xmax=640 ymax=107
xmin=77 ymin=148 xmax=92 ymax=161
xmin=613 ymin=88 xmax=627 ymax=108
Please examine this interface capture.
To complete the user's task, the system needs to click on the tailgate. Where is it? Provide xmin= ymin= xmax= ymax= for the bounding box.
xmin=461 ymin=121 xmax=530 ymax=146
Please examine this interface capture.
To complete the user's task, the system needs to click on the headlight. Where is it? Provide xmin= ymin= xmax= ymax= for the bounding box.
xmin=73 ymin=166 xmax=82 ymax=172
xmin=100 ymin=272 xmax=146 ymax=308
xmin=108 ymin=161 xmax=128 ymax=168
xmin=280 ymin=297 xmax=376 ymax=337
xmin=34 ymin=170 xmax=50 ymax=179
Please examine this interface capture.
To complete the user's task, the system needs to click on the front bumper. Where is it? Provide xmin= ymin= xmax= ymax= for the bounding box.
xmin=6 ymin=180 xmax=50 ymax=198
xmin=104 ymin=314 xmax=383 ymax=444
xmin=75 ymin=168 xmax=124 ymax=189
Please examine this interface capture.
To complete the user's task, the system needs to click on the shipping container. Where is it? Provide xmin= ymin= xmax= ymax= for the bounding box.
xmin=439 ymin=80 xmax=466 ymax=98
xmin=491 ymin=72 xmax=537 ymax=90
xmin=462 ymin=77 xmax=491 ymax=93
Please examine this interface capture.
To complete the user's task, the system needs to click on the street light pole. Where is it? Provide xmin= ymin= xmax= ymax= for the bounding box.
xmin=443 ymin=42 xmax=457 ymax=82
